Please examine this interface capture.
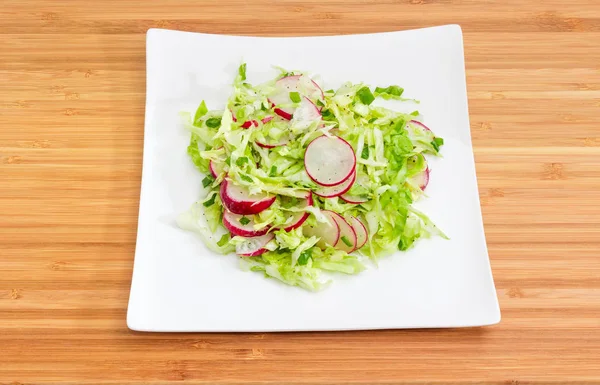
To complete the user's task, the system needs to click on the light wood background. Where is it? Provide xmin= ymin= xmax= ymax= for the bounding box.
xmin=1 ymin=0 xmax=600 ymax=384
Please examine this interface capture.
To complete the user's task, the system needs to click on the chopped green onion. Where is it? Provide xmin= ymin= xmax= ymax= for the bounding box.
xmin=297 ymin=249 xmax=312 ymax=265
xmin=269 ymin=165 xmax=277 ymax=177
xmin=431 ymin=137 xmax=444 ymax=152
xmin=240 ymin=174 xmax=253 ymax=183
xmin=341 ymin=236 xmax=353 ymax=247
xmin=361 ymin=146 xmax=369 ymax=160
xmin=203 ymin=194 xmax=216 ymax=207
xmin=289 ymin=91 xmax=301 ymax=103
xmin=202 ymin=175 xmax=214 ymax=188
xmin=206 ymin=117 xmax=222 ymax=128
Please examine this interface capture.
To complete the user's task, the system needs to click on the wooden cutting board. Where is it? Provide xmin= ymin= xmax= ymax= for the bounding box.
xmin=1 ymin=0 xmax=599 ymax=383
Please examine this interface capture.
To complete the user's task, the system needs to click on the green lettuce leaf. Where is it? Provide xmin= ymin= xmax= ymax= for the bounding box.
xmin=374 ymin=85 xmax=404 ymax=100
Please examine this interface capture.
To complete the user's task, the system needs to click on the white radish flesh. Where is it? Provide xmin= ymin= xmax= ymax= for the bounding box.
xmin=270 ymin=75 xmax=324 ymax=120
xmin=220 ymin=179 xmax=276 ymax=215
xmin=223 ymin=210 xmax=270 ymax=237
xmin=291 ymin=97 xmax=321 ymax=126
xmin=302 ymin=210 xmax=340 ymax=249
xmin=236 ymin=233 xmax=275 ymax=257
xmin=305 ymin=135 xmax=356 ymax=187
xmin=313 ymin=170 xmax=356 ymax=198
xmin=411 ymin=167 xmax=430 ymax=190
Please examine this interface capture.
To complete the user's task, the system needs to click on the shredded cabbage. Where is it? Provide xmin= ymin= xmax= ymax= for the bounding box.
xmin=178 ymin=63 xmax=447 ymax=291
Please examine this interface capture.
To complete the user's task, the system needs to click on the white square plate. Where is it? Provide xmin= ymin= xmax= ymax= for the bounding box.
xmin=127 ymin=25 xmax=500 ymax=332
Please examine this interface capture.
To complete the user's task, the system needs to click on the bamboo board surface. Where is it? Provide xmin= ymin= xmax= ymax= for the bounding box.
xmin=1 ymin=0 xmax=600 ymax=383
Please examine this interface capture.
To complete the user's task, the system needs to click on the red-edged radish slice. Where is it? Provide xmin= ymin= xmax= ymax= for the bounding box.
xmin=302 ymin=210 xmax=340 ymax=249
xmin=241 ymin=120 xmax=258 ymax=129
xmin=256 ymin=139 xmax=289 ymax=149
xmin=305 ymin=135 xmax=356 ymax=187
xmin=313 ymin=170 xmax=355 ymax=198
xmin=291 ymin=97 xmax=321 ymax=125
xmin=209 ymin=148 xmax=227 ymax=179
xmin=255 ymin=116 xmax=290 ymax=148
xmin=236 ymin=233 xmax=275 ymax=257
xmin=209 ymin=159 xmax=228 ymax=179
xmin=340 ymin=171 xmax=369 ymax=202
xmin=330 ymin=212 xmax=357 ymax=253
xmin=270 ymin=75 xmax=324 ymax=120
xmin=409 ymin=120 xmax=432 ymax=132
xmin=272 ymin=106 xmax=293 ymax=121
xmin=220 ymin=179 xmax=276 ymax=215
xmin=276 ymin=75 xmax=324 ymax=100
xmin=280 ymin=192 xmax=313 ymax=232
xmin=223 ymin=210 xmax=270 ymax=237
xmin=410 ymin=167 xmax=430 ymax=190
xmin=241 ymin=116 xmax=273 ymax=129
xmin=298 ymin=75 xmax=324 ymax=100
xmin=348 ymin=216 xmax=368 ymax=250
xmin=340 ymin=193 xmax=368 ymax=204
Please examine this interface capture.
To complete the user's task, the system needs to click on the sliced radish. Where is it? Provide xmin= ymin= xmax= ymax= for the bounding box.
xmin=270 ymin=75 xmax=324 ymax=120
xmin=340 ymin=193 xmax=368 ymax=204
xmin=348 ymin=216 xmax=368 ymax=250
xmin=410 ymin=166 xmax=430 ymax=190
xmin=330 ymin=212 xmax=357 ymax=253
xmin=280 ymin=192 xmax=313 ymax=232
xmin=223 ymin=210 xmax=270 ymax=237
xmin=340 ymin=171 xmax=369 ymax=202
xmin=313 ymin=170 xmax=355 ymax=198
xmin=237 ymin=116 xmax=272 ymax=129
xmin=220 ymin=179 xmax=275 ymax=215
xmin=209 ymin=160 xmax=227 ymax=179
xmin=241 ymin=120 xmax=258 ymax=129
xmin=302 ymin=210 xmax=340 ymax=249
xmin=208 ymin=147 xmax=227 ymax=179
xmin=409 ymin=120 xmax=432 ymax=132
xmin=256 ymin=138 xmax=289 ymax=149
xmin=241 ymin=116 xmax=274 ymax=129
xmin=255 ymin=115 xmax=290 ymax=148
xmin=305 ymin=135 xmax=356 ymax=187
xmin=236 ymin=233 xmax=275 ymax=257
xmin=291 ymin=97 xmax=321 ymax=125
xmin=272 ymin=106 xmax=293 ymax=121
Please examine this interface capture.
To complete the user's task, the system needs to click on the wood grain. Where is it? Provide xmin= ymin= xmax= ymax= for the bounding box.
xmin=1 ymin=0 xmax=600 ymax=383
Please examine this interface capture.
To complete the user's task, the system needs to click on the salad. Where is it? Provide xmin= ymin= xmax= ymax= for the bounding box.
xmin=177 ymin=63 xmax=447 ymax=291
